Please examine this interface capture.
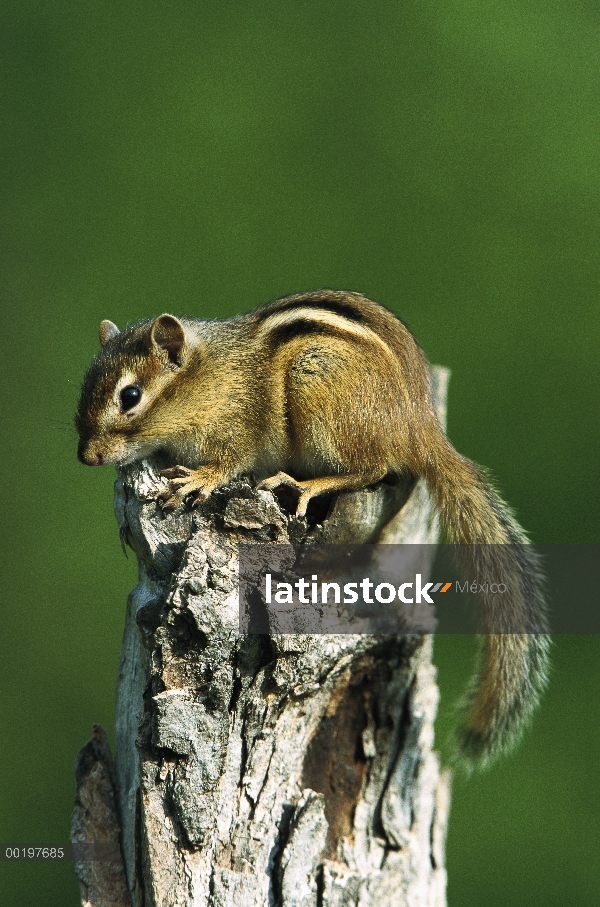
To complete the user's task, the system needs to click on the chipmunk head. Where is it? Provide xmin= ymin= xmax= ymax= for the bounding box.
xmin=76 ymin=315 xmax=190 ymax=467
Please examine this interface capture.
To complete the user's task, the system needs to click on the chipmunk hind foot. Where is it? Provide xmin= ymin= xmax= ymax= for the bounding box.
xmin=258 ymin=470 xmax=386 ymax=518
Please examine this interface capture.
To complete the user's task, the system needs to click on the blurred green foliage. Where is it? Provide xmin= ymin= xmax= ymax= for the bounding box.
xmin=0 ymin=1 xmax=598 ymax=904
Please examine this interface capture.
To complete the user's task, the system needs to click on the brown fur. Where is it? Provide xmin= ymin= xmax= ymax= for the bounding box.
xmin=76 ymin=290 xmax=549 ymax=766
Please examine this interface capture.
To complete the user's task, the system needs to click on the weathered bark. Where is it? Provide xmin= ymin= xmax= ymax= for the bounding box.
xmin=102 ymin=367 xmax=451 ymax=907
xmin=72 ymin=725 xmax=132 ymax=907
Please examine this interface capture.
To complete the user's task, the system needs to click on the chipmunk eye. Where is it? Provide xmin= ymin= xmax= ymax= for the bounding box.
xmin=120 ymin=385 xmax=141 ymax=412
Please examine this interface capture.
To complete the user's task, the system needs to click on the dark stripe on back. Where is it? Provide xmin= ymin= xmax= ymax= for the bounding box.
xmin=259 ymin=296 xmax=366 ymax=323
xmin=268 ymin=317 xmax=365 ymax=347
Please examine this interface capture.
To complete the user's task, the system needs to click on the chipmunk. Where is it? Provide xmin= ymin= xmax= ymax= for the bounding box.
xmin=76 ymin=289 xmax=549 ymax=767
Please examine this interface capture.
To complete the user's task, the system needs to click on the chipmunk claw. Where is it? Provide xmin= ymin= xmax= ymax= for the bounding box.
xmin=159 ymin=483 xmax=204 ymax=511
xmin=158 ymin=468 xmax=199 ymax=510
xmin=158 ymin=465 xmax=221 ymax=511
xmin=257 ymin=472 xmax=312 ymax=518
xmin=159 ymin=494 xmax=181 ymax=512
xmin=160 ymin=466 xmax=193 ymax=480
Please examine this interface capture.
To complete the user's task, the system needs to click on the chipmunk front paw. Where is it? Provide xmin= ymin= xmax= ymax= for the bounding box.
xmin=158 ymin=466 xmax=217 ymax=511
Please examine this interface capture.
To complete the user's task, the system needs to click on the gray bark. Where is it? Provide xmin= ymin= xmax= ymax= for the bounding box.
xmin=102 ymin=367 xmax=451 ymax=907
xmin=72 ymin=726 xmax=132 ymax=907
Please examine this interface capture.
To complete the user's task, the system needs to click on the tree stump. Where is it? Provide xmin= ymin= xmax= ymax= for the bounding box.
xmin=75 ymin=367 xmax=451 ymax=907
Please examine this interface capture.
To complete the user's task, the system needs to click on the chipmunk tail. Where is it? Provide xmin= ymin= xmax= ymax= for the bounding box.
xmin=421 ymin=437 xmax=551 ymax=768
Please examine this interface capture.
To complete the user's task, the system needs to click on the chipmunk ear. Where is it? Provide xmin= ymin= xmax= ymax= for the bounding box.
xmin=99 ymin=320 xmax=120 ymax=346
xmin=150 ymin=314 xmax=187 ymax=365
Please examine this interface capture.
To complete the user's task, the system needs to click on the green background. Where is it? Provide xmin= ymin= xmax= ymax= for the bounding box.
xmin=1 ymin=1 xmax=598 ymax=904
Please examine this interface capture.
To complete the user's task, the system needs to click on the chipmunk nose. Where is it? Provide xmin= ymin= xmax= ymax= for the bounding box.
xmin=78 ymin=442 xmax=104 ymax=466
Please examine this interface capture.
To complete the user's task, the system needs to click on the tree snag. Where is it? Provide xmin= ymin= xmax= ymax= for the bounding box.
xmin=74 ymin=367 xmax=451 ymax=907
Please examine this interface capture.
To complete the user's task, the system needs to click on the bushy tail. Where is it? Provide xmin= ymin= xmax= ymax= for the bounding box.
xmin=423 ymin=440 xmax=550 ymax=768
